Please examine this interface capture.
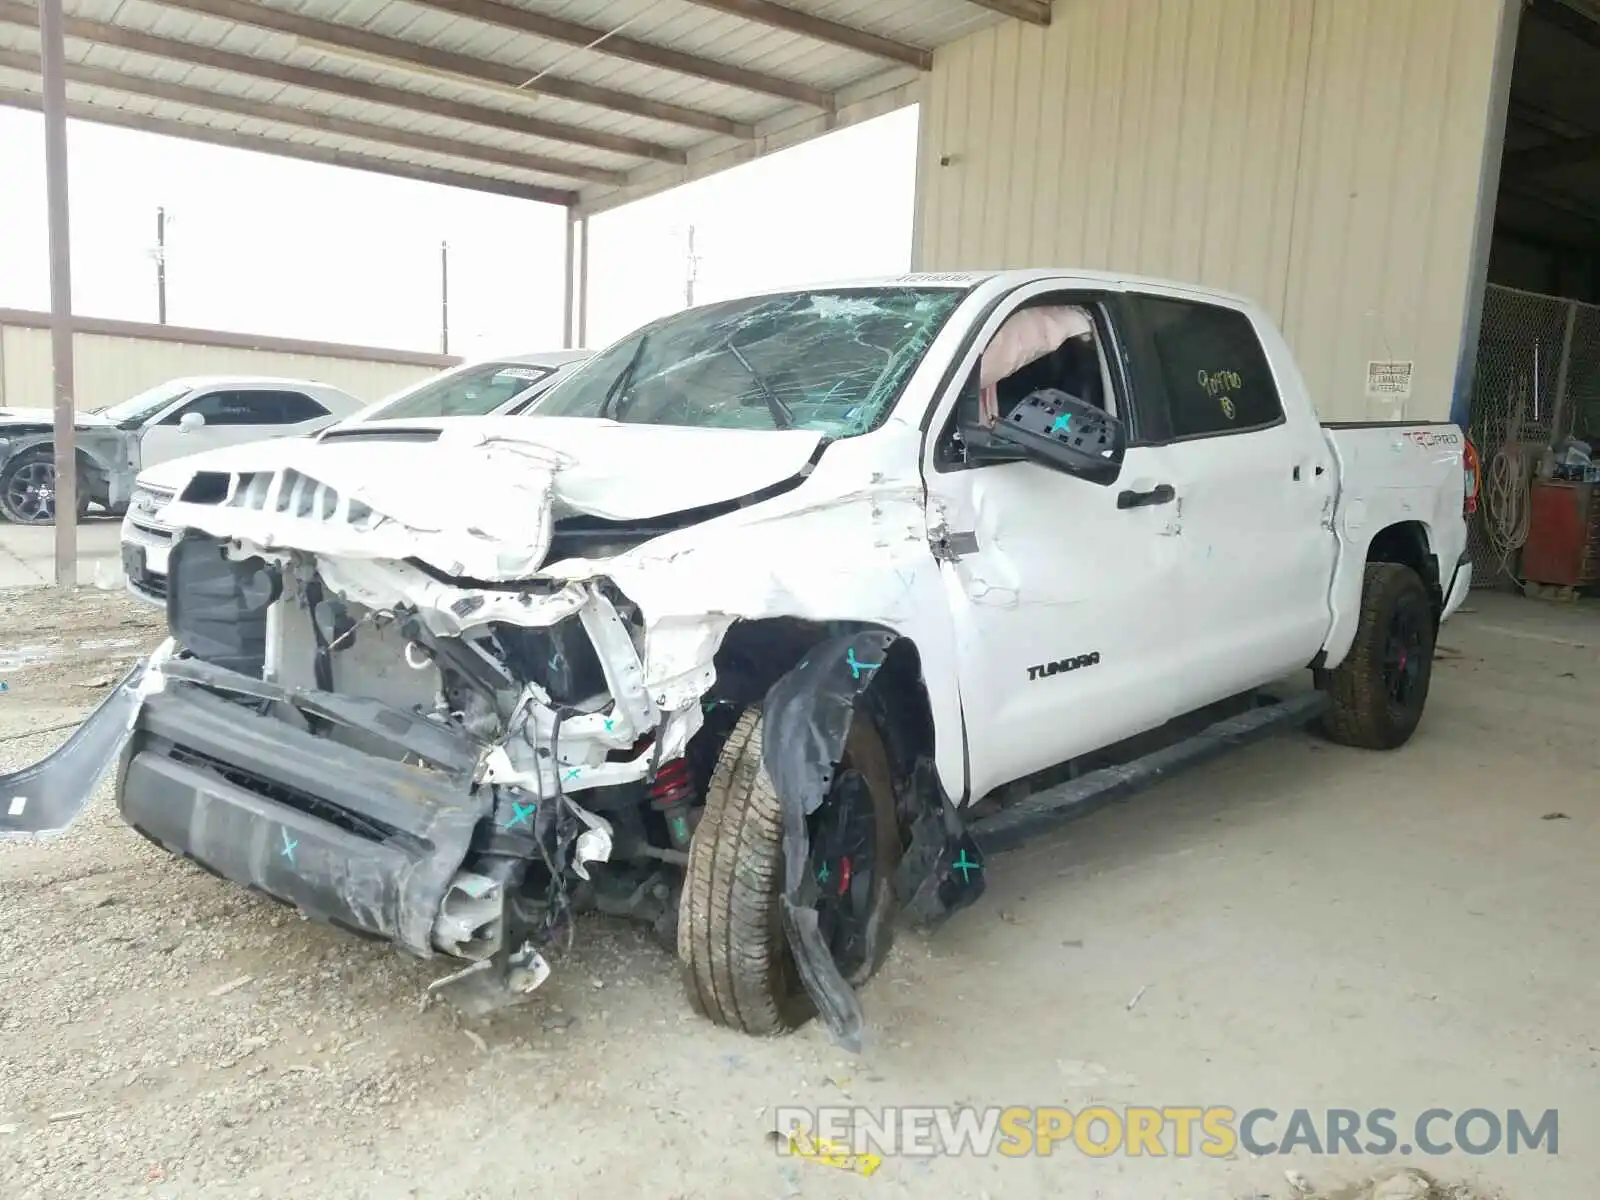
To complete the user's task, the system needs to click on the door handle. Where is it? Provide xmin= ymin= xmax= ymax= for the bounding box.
xmin=1116 ymin=483 xmax=1175 ymax=510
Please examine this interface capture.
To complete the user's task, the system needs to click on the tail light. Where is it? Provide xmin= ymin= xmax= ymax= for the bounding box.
xmin=1462 ymin=438 xmax=1480 ymax=515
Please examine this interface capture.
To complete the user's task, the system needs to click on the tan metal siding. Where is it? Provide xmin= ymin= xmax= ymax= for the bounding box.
xmin=916 ymin=0 xmax=1510 ymax=421
xmin=0 ymin=325 xmax=439 ymax=411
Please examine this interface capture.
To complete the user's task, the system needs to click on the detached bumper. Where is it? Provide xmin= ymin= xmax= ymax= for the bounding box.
xmin=119 ymin=680 xmax=488 ymax=956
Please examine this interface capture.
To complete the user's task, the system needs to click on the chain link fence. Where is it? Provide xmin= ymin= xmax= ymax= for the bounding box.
xmin=1465 ymin=284 xmax=1600 ymax=586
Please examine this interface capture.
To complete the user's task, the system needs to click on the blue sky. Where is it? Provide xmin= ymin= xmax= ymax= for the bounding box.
xmin=0 ymin=104 xmax=920 ymax=359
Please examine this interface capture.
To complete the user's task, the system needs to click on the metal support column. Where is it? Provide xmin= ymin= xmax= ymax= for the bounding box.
xmin=40 ymin=0 xmax=77 ymax=586
xmin=576 ymin=216 xmax=590 ymax=349
xmin=561 ymin=210 xmax=578 ymax=350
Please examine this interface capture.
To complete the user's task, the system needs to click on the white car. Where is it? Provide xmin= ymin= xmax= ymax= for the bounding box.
xmin=30 ymin=272 xmax=1475 ymax=1051
xmin=120 ymin=351 xmax=590 ymax=604
xmin=0 ymin=375 xmax=361 ymax=525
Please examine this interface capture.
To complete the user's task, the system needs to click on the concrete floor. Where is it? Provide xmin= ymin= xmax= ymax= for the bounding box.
xmin=0 ymin=588 xmax=1594 ymax=1198
xmin=0 ymin=516 xmax=123 ymax=588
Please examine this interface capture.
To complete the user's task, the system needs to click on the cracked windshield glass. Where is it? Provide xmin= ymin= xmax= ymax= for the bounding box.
xmin=535 ymin=287 xmax=968 ymax=437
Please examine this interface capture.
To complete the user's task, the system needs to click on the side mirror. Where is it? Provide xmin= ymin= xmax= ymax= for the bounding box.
xmin=987 ymin=388 xmax=1125 ymax=486
xmin=178 ymin=412 xmax=205 ymax=433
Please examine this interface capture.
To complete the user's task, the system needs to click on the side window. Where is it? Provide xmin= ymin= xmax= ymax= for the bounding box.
xmin=163 ymin=390 xmax=329 ymax=426
xmin=271 ymin=391 xmax=333 ymax=423
xmin=1133 ymin=296 xmax=1283 ymax=438
xmin=937 ymin=297 xmax=1121 ymax=469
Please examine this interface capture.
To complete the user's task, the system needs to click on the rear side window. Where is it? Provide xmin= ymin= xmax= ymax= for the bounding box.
xmin=1133 ymin=296 xmax=1283 ymax=438
xmin=163 ymin=390 xmax=330 ymax=426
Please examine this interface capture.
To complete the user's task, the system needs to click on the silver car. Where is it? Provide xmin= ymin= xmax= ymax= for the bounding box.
xmin=121 ymin=350 xmax=592 ymax=605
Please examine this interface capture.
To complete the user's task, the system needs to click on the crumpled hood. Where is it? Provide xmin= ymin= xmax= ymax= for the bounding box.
xmin=159 ymin=416 xmax=826 ymax=581
xmin=0 ymin=407 xmax=118 ymax=430
xmin=137 ymin=434 xmax=322 ymax=492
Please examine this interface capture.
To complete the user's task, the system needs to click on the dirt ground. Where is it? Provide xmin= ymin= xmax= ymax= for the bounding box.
xmin=0 ymin=587 xmax=1593 ymax=1200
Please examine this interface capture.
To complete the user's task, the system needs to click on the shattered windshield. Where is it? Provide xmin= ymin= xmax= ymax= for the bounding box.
xmin=533 ymin=287 xmax=968 ymax=436
xmin=360 ymin=361 xmax=557 ymax=421
xmin=96 ymin=379 xmax=194 ymax=423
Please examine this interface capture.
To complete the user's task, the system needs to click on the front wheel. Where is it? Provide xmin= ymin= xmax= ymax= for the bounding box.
xmin=1318 ymin=562 xmax=1436 ymax=749
xmin=0 ymin=449 xmax=90 ymax=525
xmin=678 ymin=706 xmax=900 ymax=1035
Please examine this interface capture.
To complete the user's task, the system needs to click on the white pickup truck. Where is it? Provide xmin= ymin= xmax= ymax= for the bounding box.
xmin=2 ymin=271 xmax=1475 ymax=1050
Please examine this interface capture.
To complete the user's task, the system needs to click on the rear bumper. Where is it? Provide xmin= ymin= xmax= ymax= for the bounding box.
xmin=118 ymin=679 xmax=488 ymax=956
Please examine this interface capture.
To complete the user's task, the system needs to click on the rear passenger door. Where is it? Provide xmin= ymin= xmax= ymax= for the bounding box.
xmin=1123 ymin=291 xmax=1337 ymax=706
xmin=140 ymin=388 xmax=334 ymax=465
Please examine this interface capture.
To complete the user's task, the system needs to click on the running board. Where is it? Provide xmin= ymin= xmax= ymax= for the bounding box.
xmin=969 ymin=690 xmax=1330 ymax=854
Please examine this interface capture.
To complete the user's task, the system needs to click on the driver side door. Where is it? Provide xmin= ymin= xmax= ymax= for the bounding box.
xmin=920 ymin=284 xmax=1186 ymax=804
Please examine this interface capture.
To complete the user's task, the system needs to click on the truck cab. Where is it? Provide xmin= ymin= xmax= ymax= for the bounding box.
xmin=1 ymin=271 xmax=1474 ymax=1051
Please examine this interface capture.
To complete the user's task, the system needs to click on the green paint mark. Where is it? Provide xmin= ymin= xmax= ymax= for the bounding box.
xmin=671 ymin=816 xmax=689 ymax=842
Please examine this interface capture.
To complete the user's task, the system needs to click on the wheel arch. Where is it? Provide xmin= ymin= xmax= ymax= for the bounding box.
xmin=1320 ymin=517 xmax=1444 ymax=669
xmin=702 ymin=615 xmax=956 ymax=812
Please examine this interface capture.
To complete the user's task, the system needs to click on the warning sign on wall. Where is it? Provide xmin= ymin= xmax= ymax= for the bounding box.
xmin=1365 ymin=360 xmax=1414 ymax=399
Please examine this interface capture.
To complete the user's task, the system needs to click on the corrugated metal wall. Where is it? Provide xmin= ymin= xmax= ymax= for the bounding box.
xmin=915 ymin=0 xmax=1512 ymax=421
xmin=0 ymin=324 xmax=446 ymax=412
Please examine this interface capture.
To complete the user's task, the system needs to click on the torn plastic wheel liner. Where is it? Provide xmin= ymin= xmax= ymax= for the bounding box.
xmin=0 ymin=660 xmax=149 ymax=841
xmin=761 ymin=627 xmax=986 ymax=1052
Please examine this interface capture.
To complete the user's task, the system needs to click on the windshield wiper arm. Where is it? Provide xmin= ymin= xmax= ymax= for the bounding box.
xmin=597 ymin=333 xmax=649 ymax=421
xmin=722 ymin=337 xmax=793 ymax=429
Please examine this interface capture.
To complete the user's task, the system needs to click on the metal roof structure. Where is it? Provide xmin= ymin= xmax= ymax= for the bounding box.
xmin=0 ymin=0 xmax=1047 ymax=214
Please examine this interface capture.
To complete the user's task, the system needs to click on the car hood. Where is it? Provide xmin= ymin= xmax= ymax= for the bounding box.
xmin=136 ymin=436 xmax=320 ymax=492
xmin=0 ymin=407 xmax=119 ymax=430
xmin=158 ymin=417 xmax=827 ymax=581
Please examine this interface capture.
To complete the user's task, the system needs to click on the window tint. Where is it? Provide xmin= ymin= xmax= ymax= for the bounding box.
xmin=1134 ymin=297 xmax=1283 ymax=438
xmin=164 ymin=390 xmax=329 ymax=426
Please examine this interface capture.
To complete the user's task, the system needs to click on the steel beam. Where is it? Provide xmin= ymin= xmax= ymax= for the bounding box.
xmin=0 ymin=2 xmax=685 ymax=164
xmin=155 ymin=0 xmax=753 ymax=138
xmin=680 ymin=0 xmax=932 ymax=70
xmin=406 ymin=0 xmax=832 ymax=107
xmin=38 ymin=0 xmax=75 ymax=586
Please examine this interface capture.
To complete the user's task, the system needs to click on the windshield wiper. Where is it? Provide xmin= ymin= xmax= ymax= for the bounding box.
xmin=721 ymin=337 xmax=793 ymax=429
xmin=597 ymin=333 xmax=649 ymax=421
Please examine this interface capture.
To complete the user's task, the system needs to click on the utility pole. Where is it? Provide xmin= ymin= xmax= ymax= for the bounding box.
xmin=439 ymin=240 xmax=450 ymax=355
xmin=40 ymin=0 xmax=76 ymax=585
xmin=155 ymin=206 xmax=168 ymax=324
xmin=684 ymin=224 xmax=699 ymax=309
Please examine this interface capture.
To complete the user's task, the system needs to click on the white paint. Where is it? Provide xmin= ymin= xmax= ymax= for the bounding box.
xmin=7 ymin=797 xmax=26 ymax=816
xmin=130 ymin=270 xmax=1469 ymax=811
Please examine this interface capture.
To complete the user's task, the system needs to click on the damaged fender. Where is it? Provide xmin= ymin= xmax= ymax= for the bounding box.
xmin=0 ymin=659 xmax=156 ymax=840
xmin=762 ymin=628 xmax=986 ymax=1053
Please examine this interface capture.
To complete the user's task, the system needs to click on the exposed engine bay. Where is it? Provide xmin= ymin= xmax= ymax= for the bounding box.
xmin=51 ymin=415 xmax=990 ymax=1049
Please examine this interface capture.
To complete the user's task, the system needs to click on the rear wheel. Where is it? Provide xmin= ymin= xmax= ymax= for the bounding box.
xmin=0 ymin=449 xmax=90 ymax=525
xmin=1318 ymin=562 xmax=1436 ymax=749
xmin=678 ymin=706 xmax=900 ymax=1035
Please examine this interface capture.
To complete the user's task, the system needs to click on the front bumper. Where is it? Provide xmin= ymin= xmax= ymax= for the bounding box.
xmin=119 ymin=677 xmax=488 ymax=956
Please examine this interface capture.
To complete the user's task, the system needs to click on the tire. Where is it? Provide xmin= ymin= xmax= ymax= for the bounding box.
xmin=0 ymin=449 xmax=90 ymax=525
xmin=678 ymin=705 xmax=901 ymax=1036
xmin=1318 ymin=562 xmax=1436 ymax=750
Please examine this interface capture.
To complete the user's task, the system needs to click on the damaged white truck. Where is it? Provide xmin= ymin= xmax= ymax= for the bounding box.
xmin=2 ymin=271 xmax=1476 ymax=1050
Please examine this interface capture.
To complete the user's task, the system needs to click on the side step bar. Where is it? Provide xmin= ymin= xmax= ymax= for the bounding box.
xmin=969 ymin=690 xmax=1330 ymax=854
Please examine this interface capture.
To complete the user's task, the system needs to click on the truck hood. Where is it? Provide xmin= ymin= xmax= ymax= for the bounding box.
xmin=159 ymin=416 xmax=827 ymax=581
xmin=137 ymin=433 xmax=323 ymax=492
xmin=0 ymin=407 xmax=119 ymax=430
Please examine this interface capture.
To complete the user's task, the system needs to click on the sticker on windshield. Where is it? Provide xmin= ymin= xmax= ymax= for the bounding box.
xmin=494 ymin=367 xmax=547 ymax=382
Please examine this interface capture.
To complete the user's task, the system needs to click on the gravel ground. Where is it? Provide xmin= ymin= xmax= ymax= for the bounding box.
xmin=0 ymin=586 xmax=1589 ymax=1199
